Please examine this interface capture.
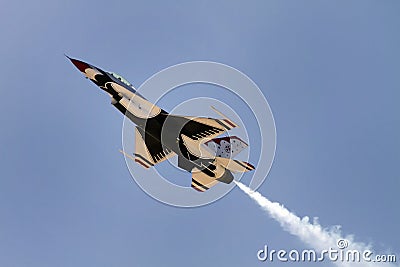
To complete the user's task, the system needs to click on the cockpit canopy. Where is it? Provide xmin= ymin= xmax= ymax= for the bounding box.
xmin=110 ymin=72 xmax=132 ymax=87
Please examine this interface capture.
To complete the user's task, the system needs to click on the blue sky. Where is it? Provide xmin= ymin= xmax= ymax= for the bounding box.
xmin=0 ymin=1 xmax=399 ymax=266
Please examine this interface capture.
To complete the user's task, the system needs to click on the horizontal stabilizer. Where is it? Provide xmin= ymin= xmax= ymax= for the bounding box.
xmin=190 ymin=163 xmax=235 ymax=192
xmin=191 ymin=167 xmax=219 ymax=192
xmin=215 ymin=157 xmax=255 ymax=173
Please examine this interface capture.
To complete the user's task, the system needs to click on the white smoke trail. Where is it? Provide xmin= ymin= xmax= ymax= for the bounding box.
xmin=234 ymin=181 xmax=398 ymax=267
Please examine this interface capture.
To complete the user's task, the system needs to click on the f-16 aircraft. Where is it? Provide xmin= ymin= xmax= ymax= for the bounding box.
xmin=67 ymin=56 xmax=255 ymax=192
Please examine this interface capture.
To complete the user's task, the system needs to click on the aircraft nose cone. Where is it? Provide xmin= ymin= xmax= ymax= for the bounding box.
xmin=66 ymin=55 xmax=90 ymax=72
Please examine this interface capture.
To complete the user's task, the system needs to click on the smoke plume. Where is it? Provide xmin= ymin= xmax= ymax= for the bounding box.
xmin=234 ymin=181 xmax=398 ymax=267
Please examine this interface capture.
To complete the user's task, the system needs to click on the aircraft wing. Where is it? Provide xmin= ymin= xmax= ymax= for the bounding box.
xmin=177 ymin=116 xmax=238 ymax=141
xmin=134 ymin=127 xmax=176 ymax=168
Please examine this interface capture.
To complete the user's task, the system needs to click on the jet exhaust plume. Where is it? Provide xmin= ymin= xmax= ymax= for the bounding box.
xmin=234 ymin=181 xmax=398 ymax=267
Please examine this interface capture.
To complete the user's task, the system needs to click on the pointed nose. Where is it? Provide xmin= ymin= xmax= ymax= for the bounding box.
xmin=66 ymin=55 xmax=90 ymax=73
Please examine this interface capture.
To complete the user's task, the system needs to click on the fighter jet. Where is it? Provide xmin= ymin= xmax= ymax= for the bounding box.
xmin=67 ymin=56 xmax=254 ymax=192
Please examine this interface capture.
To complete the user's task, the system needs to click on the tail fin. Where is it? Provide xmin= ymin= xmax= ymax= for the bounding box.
xmin=215 ymin=157 xmax=255 ymax=173
xmin=204 ymin=136 xmax=248 ymax=158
